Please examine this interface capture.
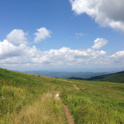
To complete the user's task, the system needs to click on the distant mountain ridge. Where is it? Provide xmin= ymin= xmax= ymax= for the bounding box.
xmin=70 ymin=71 xmax=124 ymax=83
xmin=88 ymin=71 xmax=124 ymax=83
xmin=25 ymin=71 xmax=108 ymax=79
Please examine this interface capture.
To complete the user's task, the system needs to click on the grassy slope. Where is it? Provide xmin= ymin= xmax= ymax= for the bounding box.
xmin=0 ymin=68 xmax=67 ymax=124
xmin=0 ymin=68 xmax=124 ymax=124
xmin=88 ymin=71 xmax=124 ymax=83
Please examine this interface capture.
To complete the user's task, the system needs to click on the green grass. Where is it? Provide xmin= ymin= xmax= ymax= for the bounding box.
xmin=88 ymin=71 xmax=124 ymax=83
xmin=0 ymin=68 xmax=67 ymax=124
xmin=0 ymin=68 xmax=124 ymax=124
xmin=60 ymin=79 xmax=124 ymax=123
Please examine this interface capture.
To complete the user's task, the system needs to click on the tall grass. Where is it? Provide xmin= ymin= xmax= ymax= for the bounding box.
xmin=2 ymin=93 xmax=67 ymax=124
xmin=0 ymin=68 xmax=67 ymax=124
xmin=60 ymin=79 xmax=124 ymax=124
xmin=0 ymin=68 xmax=124 ymax=123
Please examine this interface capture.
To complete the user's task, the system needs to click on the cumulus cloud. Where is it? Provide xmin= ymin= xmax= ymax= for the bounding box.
xmin=0 ymin=28 xmax=124 ymax=70
xmin=0 ymin=40 xmax=26 ymax=59
xmin=92 ymin=38 xmax=108 ymax=49
xmin=34 ymin=27 xmax=51 ymax=43
xmin=0 ymin=30 xmax=107 ymax=67
xmin=7 ymin=29 xmax=27 ymax=46
xmin=70 ymin=0 xmax=124 ymax=32
xmin=111 ymin=51 xmax=124 ymax=63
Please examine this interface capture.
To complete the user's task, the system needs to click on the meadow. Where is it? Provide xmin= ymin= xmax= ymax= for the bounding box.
xmin=0 ymin=68 xmax=124 ymax=123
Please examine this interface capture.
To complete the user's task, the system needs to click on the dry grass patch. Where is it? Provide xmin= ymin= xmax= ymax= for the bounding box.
xmin=3 ymin=93 xmax=67 ymax=124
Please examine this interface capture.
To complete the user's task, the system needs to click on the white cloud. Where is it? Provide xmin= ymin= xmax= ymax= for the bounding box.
xmin=70 ymin=0 xmax=124 ymax=33
xmin=111 ymin=51 xmax=124 ymax=63
xmin=0 ymin=29 xmax=124 ymax=71
xmin=111 ymin=51 xmax=124 ymax=58
xmin=0 ymin=35 xmax=107 ymax=66
xmin=34 ymin=27 xmax=51 ymax=43
xmin=92 ymin=38 xmax=108 ymax=49
xmin=0 ymin=40 xmax=26 ymax=59
xmin=75 ymin=33 xmax=84 ymax=38
xmin=7 ymin=29 xmax=27 ymax=46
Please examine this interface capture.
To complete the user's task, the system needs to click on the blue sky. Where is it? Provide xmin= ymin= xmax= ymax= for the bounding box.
xmin=0 ymin=0 xmax=124 ymax=72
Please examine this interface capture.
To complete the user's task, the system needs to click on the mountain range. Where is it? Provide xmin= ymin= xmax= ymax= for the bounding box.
xmin=70 ymin=71 xmax=124 ymax=83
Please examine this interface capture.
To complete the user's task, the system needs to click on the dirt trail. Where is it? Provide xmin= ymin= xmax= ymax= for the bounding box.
xmin=55 ymin=94 xmax=75 ymax=124
xmin=73 ymin=84 xmax=80 ymax=91
xmin=62 ymin=104 xmax=75 ymax=124
xmin=57 ymin=79 xmax=80 ymax=91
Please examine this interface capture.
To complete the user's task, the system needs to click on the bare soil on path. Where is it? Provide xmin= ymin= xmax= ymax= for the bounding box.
xmin=62 ymin=104 xmax=75 ymax=124
xmin=55 ymin=94 xmax=75 ymax=124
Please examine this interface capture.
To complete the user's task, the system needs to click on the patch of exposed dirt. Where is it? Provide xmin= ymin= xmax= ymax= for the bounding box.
xmin=55 ymin=94 xmax=75 ymax=124
xmin=62 ymin=104 xmax=75 ymax=124
xmin=73 ymin=84 xmax=80 ymax=91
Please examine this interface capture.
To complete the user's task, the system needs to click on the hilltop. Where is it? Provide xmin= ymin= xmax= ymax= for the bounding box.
xmin=87 ymin=71 xmax=124 ymax=83
xmin=0 ymin=68 xmax=124 ymax=123
xmin=69 ymin=71 xmax=124 ymax=83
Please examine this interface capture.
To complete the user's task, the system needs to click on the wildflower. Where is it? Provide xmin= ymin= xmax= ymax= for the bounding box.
xmin=56 ymin=93 xmax=59 ymax=97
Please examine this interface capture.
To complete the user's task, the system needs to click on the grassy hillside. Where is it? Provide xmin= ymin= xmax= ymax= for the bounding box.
xmin=0 ymin=68 xmax=124 ymax=124
xmin=0 ymin=68 xmax=67 ymax=124
xmin=88 ymin=71 xmax=124 ymax=83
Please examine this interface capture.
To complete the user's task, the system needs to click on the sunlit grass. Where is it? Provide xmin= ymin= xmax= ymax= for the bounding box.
xmin=2 ymin=93 xmax=67 ymax=124
xmin=0 ymin=68 xmax=124 ymax=123
xmin=60 ymin=79 xmax=124 ymax=124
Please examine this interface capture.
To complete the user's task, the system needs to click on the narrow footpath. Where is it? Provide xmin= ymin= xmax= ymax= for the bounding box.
xmin=55 ymin=94 xmax=75 ymax=124
xmin=62 ymin=104 xmax=75 ymax=124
